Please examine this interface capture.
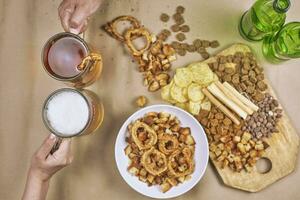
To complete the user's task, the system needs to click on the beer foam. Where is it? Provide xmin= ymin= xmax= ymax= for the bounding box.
xmin=46 ymin=90 xmax=89 ymax=136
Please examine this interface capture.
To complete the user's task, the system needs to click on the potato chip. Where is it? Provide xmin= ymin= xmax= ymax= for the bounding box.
xmin=171 ymin=84 xmax=188 ymax=103
xmin=188 ymin=101 xmax=201 ymax=115
xmin=174 ymin=68 xmax=193 ymax=87
xmin=175 ymin=102 xmax=188 ymax=111
xmin=188 ymin=63 xmax=214 ymax=86
xmin=201 ymin=100 xmax=211 ymax=111
xmin=187 ymin=83 xmax=204 ymax=102
xmin=161 ymin=81 xmax=176 ymax=104
xmin=183 ymin=86 xmax=188 ymax=98
xmin=213 ymin=74 xmax=219 ymax=82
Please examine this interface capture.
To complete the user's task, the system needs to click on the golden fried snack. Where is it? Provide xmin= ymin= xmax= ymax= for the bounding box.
xmin=168 ymin=148 xmax=194 ymax=177
xmin=131 ymin=121 xmax=158 ymax=150
xmin=125 ymin=112 xmax=196 ymax=193
xmin=158 ymin=134 xmax=179 ymax=155
xmin=125 ymin=27 xmax=152 ymax=56
xmin=141 ymin=147 xmax=168 ymax=176
xmin=103 ymin=15 xmax=141 ymax=42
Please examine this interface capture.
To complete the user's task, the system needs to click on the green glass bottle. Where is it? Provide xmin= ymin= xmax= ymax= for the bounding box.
xmin=239 ymin=0 xmax=290 ymax=41
xmin=263 ymin=22 xmax=300 ymax=62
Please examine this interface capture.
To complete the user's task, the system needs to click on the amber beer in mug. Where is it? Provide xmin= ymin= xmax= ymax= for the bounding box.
xmin=42 ymin=88 xmax=104 ymax=138
xmin=42 ymin=32 xmax=102 ymax=88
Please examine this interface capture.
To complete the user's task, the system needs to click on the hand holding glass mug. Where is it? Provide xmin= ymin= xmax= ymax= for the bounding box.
xmin=58 ymin=0 xmax=103 ymax=34
xmin=22 ymin=135 xmax=73 ymax=200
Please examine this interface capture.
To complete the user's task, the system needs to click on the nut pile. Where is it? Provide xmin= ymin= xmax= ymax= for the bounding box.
xmin=242 ymin=93 xmax=282 ymax=139
xmin=208 ymin=52 xmax=267 ymax=102
xmin=103 ymin=16 xmax=177 ymax=92
xmin=159 ymin=6 xmax=220 ymax=59
xmin=125 ymin=112 xmax=195 ymax=193
xmin=197 ymin=107 xmax=269 ymax=172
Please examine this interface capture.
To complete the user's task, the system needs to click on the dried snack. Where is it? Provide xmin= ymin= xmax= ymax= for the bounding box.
xmin=187 ymin=83 xmax=204 ymax=102
xmin=176 ymin=33 xmax=186 ymax=41
xmin=125 ymin=112 xmax=195 ymax=192
xmin=176 ymin=6 xmax=185 ymax=14
xmin=161 ymin=63 xmax=217 ymax=115
xmin=125 ymin=27 xmax=152 ymax=56
xmin=174 ymin=68 xmax=193 ymax=87
xmin=196 ymin=106 xmax=269 ymax=172
xmin=160 ymin=13 xmax=170 ymax=22
xmin=136 ymin=96 xmax=147 ymax=107
xmin=141 ymin=147 xmax=168 ymax=175
xmin=210 ymin=40 xmax=220 ymax=48
xmin=104 ymin=16 xmax=177 ymax=92
xmin=188 ymin=63 xmax=215 ymax=86
xmin=242 ymin=93 xmax=282 ymax=139
xmin=171 ymin=24 xmax=181 ymax=32
xmin=103 ymin=15 xmax=140 ymax=42
xmin=131 ymin=121 xmax=158 ymax=150
xmin=180 ymin=25 xmax=190 ymax=32
xmin=193 ymin=39 xmax=202 ymax=48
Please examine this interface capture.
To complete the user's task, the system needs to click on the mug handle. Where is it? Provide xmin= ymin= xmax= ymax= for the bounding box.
xmin=50 ymin=137 xmax=63 ymax=154
xmin=77 ymin=53 xmax=102 ymax=71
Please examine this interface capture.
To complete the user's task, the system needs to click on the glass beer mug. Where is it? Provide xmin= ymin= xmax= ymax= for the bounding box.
xmin=42 ymin=88 xmax=104 ymax=138
xmin=42 ymin=32 xmax=103 ymax=88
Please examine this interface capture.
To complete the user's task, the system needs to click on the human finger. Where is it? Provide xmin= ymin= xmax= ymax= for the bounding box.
xmin=36 ymin=134 xmax=57 ymax=159
xmin=69 ymin=5 xmax=91 ymax=31
xmin=52 ymin=138 xmax=72 ymax=159
xmin=58 ymin=2 xmax=75 ymax=32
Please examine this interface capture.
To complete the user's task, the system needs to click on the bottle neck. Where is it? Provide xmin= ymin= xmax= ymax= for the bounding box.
xmin=273 ymin=0 xmax=290 ymax=13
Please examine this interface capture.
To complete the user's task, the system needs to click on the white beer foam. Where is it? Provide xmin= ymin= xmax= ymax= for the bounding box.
xmin=46 ymin=90 xmax=89 ymax=136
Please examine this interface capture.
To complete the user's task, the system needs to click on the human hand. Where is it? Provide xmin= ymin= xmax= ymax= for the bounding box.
xmin=58 ymin=0 xmax=103 ymax=34
xmin=29 ymin=134 xmax=73 ymax=182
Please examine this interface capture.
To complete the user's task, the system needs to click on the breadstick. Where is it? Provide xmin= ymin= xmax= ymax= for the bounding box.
xmin=223 ymin=82 xmax=259 ymax=112
xmin=202 ymin=88 xmax=240 ymax=125
xmin=215 ymin=81 xmax=254 ymax=115
xmin=208 ymin=83 xmax=248 ymax=119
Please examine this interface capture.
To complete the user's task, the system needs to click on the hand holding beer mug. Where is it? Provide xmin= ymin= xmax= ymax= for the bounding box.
xmin=58 ymin=0 xmax=103 ymax=34
xmin=22 ymin=135 xmax=73 ymax=200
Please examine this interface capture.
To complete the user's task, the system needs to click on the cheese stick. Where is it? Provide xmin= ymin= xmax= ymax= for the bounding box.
xmin=208 ymin=83 xmax=248 ymax=119
xmin=202 ymin=88 xmax=240 ymax=125
xmin=215 ymin=81 xmax=254 ymax=115
xmin=223 ymin=82 xmax=259 ymax=112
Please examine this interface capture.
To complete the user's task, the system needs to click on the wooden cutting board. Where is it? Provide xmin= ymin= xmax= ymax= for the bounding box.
xmin=200 ymin=43 xmax=300 ymax=192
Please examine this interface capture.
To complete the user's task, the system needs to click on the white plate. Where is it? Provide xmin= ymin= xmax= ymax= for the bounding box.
xmin=115 ymin=104 xmax=209 ymax=199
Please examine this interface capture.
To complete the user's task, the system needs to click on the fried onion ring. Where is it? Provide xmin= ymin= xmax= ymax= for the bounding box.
xmin=168 ymin=148 xmax=194 ymax=177
xmin=158 ymin=134 xmax=179 ymax=155
xmin=103 ymin=15 xmax=140 ymax=42
xmin=141 ymin=147 xmax=168 ymax=175
xmin=131 ymin=121 xmax=157 ymax=150
xmin=124 ymin=27 xmax=152 ymax=56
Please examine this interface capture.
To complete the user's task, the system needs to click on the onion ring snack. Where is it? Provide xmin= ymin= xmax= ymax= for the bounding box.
xmin=141 ymin=147 xmax=168 ymax=176
xmin=103 ymin=15 xmax=141 ymax=42
xmin=158 ymin=134 xmax=179 ymax=155
xmin=124 ymin=112 xmax=196 ymax=193
xmin=125 ymin=27 xmax=152 ymax=56
xmin=131 ymin=121 xmax=158 ymax=150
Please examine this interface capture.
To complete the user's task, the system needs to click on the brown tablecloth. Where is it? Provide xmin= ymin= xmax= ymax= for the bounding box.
xmin=1 ymin=0 xmax=300 ymax=199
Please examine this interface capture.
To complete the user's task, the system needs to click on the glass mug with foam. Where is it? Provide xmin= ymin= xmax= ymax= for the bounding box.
xmin=42 ymin=88 xmax=104 ymax=152
xmin=42 ymin=32 xmax=103 ymax=88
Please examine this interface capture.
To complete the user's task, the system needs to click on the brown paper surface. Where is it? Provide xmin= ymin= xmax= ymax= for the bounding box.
xmin=0 ymin=0 xmax=299 ymax=199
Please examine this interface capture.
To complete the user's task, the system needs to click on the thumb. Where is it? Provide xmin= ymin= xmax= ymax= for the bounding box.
xmin=69 ymin=6 xmax=90 ymax=32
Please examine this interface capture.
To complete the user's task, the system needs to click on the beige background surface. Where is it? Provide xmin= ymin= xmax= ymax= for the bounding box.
xmin=0 ymin=0 xmax=300 ymax=199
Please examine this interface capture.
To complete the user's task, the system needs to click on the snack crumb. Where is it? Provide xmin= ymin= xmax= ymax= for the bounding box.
xmin=136 ymin=96 xmax=148 ymax=108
